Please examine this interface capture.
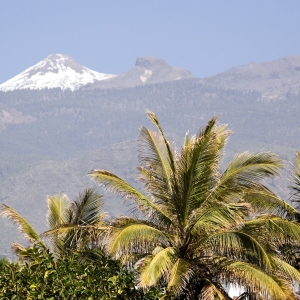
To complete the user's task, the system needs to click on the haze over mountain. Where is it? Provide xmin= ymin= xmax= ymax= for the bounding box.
xmin=0 ymin=54 xmax=116 ymax=92
xmin=1 ymin=54 xmax=300 ymax=257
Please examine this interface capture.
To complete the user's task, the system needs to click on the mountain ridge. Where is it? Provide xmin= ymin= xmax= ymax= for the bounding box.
xmin=0 ymin=55 xmax=193 ymax=92
xmin=84 ymin=56 xmax=193 ymax=90
xmin=198 ymin=55 xmax=300 ymax=101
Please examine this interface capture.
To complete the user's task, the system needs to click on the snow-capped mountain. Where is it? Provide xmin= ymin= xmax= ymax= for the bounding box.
xmin=0 ymin=54 xmax=116 ymax=92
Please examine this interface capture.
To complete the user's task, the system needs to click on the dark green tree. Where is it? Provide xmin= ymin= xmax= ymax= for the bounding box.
xmin=0 ymin=246 xmax=161 ymax=299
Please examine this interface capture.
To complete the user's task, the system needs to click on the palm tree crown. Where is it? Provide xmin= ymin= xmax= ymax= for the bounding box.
xmin=90 ymin=111 xmax=300 ymax=299
xmin=0 ymin=188 xmax=106 ymax=258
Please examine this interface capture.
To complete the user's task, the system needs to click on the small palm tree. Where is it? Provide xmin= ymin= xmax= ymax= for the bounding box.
xmin=44 ymin=188 xmax=107 ymax=257
xmin=90 ymin=111 xmax=300 ymax=299
xmin=0 ymin=188 xmax=106 ymax=258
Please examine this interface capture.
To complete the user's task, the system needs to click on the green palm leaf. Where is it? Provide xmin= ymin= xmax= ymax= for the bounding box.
xmin=42 ymin=224 xmax=106 ymax=237
xmin=167 ymin=258 xmax=193 ymax=296
xmin=209 ymin=151 xmax=283 ymax=203
xmin=137 ymin=247 xmax=176 ymax=287
xmin=71 ymin=188 xmax=106 ymax=226
xmin=175 ymin=118 xmax=230 ymax=228
xmin=47 ymin=194 xmax=71 ymax=229
xmin=198 ymin=279 xmax=229 ymax=300
xmin=225 ymin=261 xmax=294 ymax=300
xmin=89 ymin=169 xmax=172 ymax=223
xmin=205 ymin=231 xmax=273 ymax=270
xmin=192 ymin=202 xmax=251 ymax=234
xmin=146 ymin=110 xmax=176 ymax=174
xmin=139 ymin=126 xmax=172 ymax=189
xmin=109 ymin=219 xmax=169 ymax=255
xmin=272 ymin=256 xmax=300 ymax=282
xmin=244 ymin=190 xmax=300 ymax=220
xmin=290 ymin=151 xmax=300 ymax=206
xmin=0 ymin=204 xmax=45 ymax=248
xmin=244 ymin=216 xmax=300 ymax=242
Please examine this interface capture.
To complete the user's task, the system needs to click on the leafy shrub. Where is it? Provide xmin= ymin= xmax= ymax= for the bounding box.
xmin=0 ymin=246 xmax=161 ymax=299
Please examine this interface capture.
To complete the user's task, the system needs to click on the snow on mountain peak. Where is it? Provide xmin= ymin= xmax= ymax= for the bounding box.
xmin=0 ymin=54 xmax=116 ymax=92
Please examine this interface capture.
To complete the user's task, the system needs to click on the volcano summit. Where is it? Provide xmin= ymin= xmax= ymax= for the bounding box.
xmin=0 ymin=54 xmax=116 ymax=92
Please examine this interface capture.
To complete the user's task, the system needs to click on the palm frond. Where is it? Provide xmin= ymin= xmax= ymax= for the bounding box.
xmin=146 ymin=110 xmax=176 ymax=173
xmin=198 ymin=279 xmax=229 ymax=300
xmin=244 ymin=216 xmax=300 ymax=243
xmin=225 ymin=261 xmax=295 ymax=300
xmin=71 ymin=188 xmax=106 ymax=226
xmin=139 ymin=126 xmax=172 ymax=188
xmin=137 ymin=166 xmax=177 ymax=225
xmin=175 ymin=118 xmax=230 ymax=228
xmin=11 ymin=242 xmax=27 ymax=257
xmin=109 ymin=219 xmax=169 ymax=256
xmin=272 ymin=256 xmax=300 ymax=282
xmin=191 ymin=202 xmax=251 ymax=234
xmin=209 ymin=151 xmax=283 ymax=203
xmin=136 ymin=247 xmax=176 ymax=287
xmin=89 ymin=169 xmax=172 ymax=223
xmin=290 ymin=151 xmax=300 ymax=206
xmin=47 ymin=194 xmax=71 ymax=229
xmin=167 ymin=258 xmax=194 ymax=296
xmin=0 ymin=204 xmax=45 ymax=248
xmin=41 ymin=224 xmax=106 ymax=237
xmin=205 ymin=231 xmax=273 ymax=270
xmin=244 ymin=190 xmax=300 ymax=220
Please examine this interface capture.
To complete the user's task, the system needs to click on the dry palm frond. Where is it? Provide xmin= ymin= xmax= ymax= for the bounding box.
xmin=0 ymin=204 xmax=45 ymax=248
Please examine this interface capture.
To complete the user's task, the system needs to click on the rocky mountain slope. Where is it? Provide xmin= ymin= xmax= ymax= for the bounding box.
xmin=198 ymin=56 xmax=300 ymax=101
xmin=84 ymin=56 xmax=193 ymax=89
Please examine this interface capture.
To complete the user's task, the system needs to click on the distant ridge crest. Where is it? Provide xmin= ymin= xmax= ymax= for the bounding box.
xmin=135 ymin=57 xmax=168 ymax=69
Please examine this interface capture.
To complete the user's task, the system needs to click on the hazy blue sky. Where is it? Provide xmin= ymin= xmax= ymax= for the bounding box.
xmin=1 ymin=1 xmax=300 ymax=83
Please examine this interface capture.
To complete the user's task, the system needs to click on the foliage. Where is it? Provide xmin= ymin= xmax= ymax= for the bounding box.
xmin=43 ymin=188 xmax=107 ymax=258
xmin=0 ymin=257 xmax=9 ymax=269
xmin=0 ymin=188 xmax=106 ymax=258
xmin=0 ymin=246 xmax=161 ymax=299
xmin=90 ymin=111 xmax=300 ymax=299
xmin=0 ymin=188 xmax=162 ymax=299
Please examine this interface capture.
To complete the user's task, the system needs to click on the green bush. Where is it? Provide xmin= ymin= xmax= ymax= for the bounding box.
xmin=0 ymin=246 xmax=161 ymax=299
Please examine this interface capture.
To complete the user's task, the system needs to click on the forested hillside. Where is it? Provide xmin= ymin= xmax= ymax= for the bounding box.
xmin=1 ymin=77 xmax=300 ymax=257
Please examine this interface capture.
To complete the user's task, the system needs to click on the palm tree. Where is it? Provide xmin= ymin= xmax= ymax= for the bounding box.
xmin=44 ymin=188 xmax=107 ymax=257
xmin=89 ymin=111 xmax=300 ymax=300
xmin=0 ymin=188 xmax=106 ymax=258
